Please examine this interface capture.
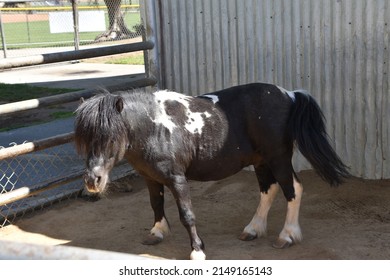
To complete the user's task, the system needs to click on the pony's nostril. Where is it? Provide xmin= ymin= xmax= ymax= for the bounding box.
xmin=96 ymin=176 xmax=102 ymax=185
xmin=84 ymin=174 xmax=93 ymax=186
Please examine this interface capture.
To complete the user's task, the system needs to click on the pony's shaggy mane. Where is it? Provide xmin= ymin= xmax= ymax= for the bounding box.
xmin=74 ymin=91 xmax=129 ymax=158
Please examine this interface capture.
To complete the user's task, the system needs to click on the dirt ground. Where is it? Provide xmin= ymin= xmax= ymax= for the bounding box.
xmin=0 ymin=13 xmax=49 ymax=23
xmin=1 ymin=169 xmax=389 ymax=260
xmin=1 ymin=12 xmax=388 ymax=260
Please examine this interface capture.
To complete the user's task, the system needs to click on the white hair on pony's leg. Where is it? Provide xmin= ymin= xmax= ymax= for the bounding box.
xmin=190 ymin=249 xmax=206 ymax=260
xmin=274 ymin=175 xmax=303 ymax=248
xmin=240 ymin=183 xmax=279 ymax=240
xmin=150 ymin=217 xmax=170 ymax=239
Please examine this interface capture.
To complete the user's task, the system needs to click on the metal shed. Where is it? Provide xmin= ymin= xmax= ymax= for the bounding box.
xmin=141 ymin=0 xmax=390 ymax=179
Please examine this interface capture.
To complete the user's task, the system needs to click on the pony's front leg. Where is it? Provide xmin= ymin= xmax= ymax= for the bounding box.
xmin=142 ymin=179 xmax=170 ymax=245
xmin=168 ymin=175 xmax=205 ymax=260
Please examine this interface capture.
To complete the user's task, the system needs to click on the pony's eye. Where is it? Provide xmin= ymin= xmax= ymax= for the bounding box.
xmin=108 ymin=151 xmax=117 ymax=161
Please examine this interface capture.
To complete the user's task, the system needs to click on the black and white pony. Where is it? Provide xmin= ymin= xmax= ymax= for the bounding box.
xmin=74 ymin=83 xmax=349 ymax=260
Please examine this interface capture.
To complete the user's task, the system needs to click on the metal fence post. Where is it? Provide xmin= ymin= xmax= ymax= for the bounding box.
xmin=25 ymin=12 xmax=31 ymax=43
xmin=71 ymin=0 xmax=80 ymax=50
xmin=140 ymin=0 xmax=161 ymax=89
xmin=0 ymin=10 xmax=7 ymax=58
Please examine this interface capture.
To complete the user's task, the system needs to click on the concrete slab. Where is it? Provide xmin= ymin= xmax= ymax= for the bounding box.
xmin=0 ymin=62 xmax=145 ymax=90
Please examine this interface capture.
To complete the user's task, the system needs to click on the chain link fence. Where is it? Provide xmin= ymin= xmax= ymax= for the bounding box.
xmin=0 ymin=142 xmax=83 ymax=227
xmin=0 ymin=0 xmax=142 ymax=58
xmin=0 ymin=0 xmax=148 ymax=228
xmin=0 ymin=0 xmax=146 ymax=228
xmin=0 ymin=139 xmax=134 ymax=227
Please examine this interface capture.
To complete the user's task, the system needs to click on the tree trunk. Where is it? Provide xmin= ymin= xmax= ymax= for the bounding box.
xmin=95 ymin=0 xmax=133 ymax=42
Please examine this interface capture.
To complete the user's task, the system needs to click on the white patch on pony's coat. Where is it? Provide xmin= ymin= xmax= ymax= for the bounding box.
xmin=153 ymin=90 xmax=211 ymax=134
xmin=277 ymin=86 xmax=296 ymax=101
xmin=150 ymin=217 xmax=170 ymax=239
xmin=243 ymin=165 xmax=255 ymax=171
xmin=242 ymin=183 xmax=279 ymax=237
xmin=278 ymin=175 xmax=303 ymax=243
xmin=185 ymin=111 xmax=207 ymax=134
xmin=153 ymin=91 xmax=184 ymax=133
xmin=203 ymin=94 xmax=219 ymax=104
xmin=286 ymin=91 xmax=295 ymax=101
xmin=190 ymin=249 xmax=206 ymax=260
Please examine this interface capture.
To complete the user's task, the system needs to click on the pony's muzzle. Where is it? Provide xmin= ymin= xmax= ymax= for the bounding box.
xmin=83 ymin=171 xmax=103 ymax=193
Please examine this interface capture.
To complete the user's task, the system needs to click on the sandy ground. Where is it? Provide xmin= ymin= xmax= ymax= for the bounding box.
xmin=1 ymin=11 xmax=388 ymax=261
xmin=1 ymin=169 xmax=389 ymax=260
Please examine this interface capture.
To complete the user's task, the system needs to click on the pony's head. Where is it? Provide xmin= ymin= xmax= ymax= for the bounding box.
xmin=74 ymin=92 xmax=129 ymax=194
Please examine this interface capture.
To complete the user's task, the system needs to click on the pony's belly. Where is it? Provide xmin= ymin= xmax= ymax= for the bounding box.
xmin=185 ymin=160 xmax=244 ymax=181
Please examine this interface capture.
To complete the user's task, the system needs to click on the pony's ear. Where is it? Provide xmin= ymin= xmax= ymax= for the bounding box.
xmin=79 ymin=97 xmax=85 ymax=104
xmin=115 ymin=97 xmax=124 ymax=113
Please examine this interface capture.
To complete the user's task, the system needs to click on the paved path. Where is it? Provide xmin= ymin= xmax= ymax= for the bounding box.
xmin=0 ymin=61 xmax=145 ymax=144
xmin=0 ymin=62 xmax=145 ymax=89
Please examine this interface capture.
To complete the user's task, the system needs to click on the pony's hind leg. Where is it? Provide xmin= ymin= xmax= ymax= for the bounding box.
xmin=270 ymin=159 xmax=303 ymax=249
xmin=273 ymin=173 xmax=303 ymax=248
xmin=239 ymin=165 xmax=279 ymax=241
xmin=142 ymin=179 xmax=170 ymax=245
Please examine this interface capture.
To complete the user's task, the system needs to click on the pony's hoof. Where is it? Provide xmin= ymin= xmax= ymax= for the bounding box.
xmin=142 ymin=234 xmax=163 ymax=245
xmin=239 ymin=232 xmax=257 ymax=241
xmin=190 ymin=249 xmax=206 ymax=260
xmin=272 ymin=238 xmax=292 ymax=249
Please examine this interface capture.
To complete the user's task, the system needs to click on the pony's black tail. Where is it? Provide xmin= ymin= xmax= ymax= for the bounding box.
xmin=289 ymin=91 xmax=350 ymax=186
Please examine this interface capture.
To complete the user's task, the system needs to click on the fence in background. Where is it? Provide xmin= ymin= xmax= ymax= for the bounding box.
xmin=1 ymin=140 xmax=83 ymax=227
xmin=0 ymin=0 xmax=141 ymax=58
xmin=0 ymin=139 xmax=134 ymax=227
xmin=0 ymin=79 xmax=156 ymax=227
xmin=0 ymin=0 xmax=155 ymax=226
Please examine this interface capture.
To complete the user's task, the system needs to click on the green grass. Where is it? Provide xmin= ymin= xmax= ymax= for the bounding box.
xmin=0 ymin=83 xmax=76 ymax=131
xmin=0 ymin=83 xmax=75 ymax=102
xmin=3 ymin=21 xmax=99 ymax=47
xmin=1 ymin=13 xmax=141 ymax=48
xmin=0 ymin=121 xmax=44 ymax=132
xmin=50 ymin=111 xmax=75 ymax=119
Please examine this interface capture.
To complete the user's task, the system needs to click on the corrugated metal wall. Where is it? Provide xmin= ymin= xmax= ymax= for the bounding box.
xmin=142 ymin=0 xmax=390 ymax=179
